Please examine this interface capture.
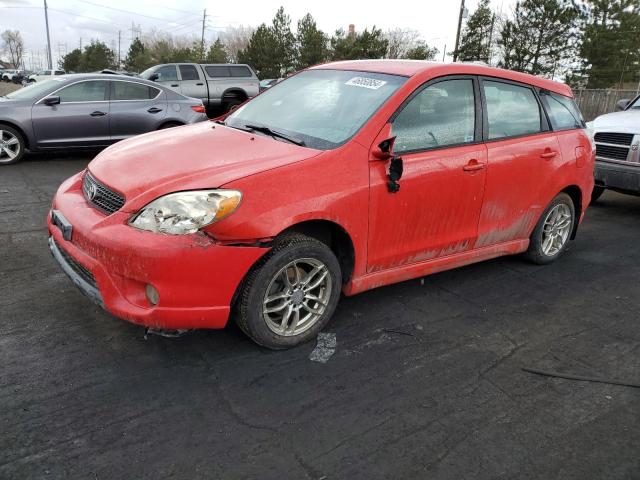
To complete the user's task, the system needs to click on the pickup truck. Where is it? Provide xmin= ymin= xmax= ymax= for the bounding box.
xmin=588 ymin=96 xmax=640 ymax=202
xmin=139 ymin=63 xmax=259 ymax=113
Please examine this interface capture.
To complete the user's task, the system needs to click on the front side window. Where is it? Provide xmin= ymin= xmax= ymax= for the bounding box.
xmin=57 ymin=81 xmax=109 ymax=102
xmin=112 ymin=81 xmax=160 ymax=101
xmin=392 ymin=79 xmax=476 ymax=153
xmin=179 ymin=65 xmax=200 ymax=81
xmin=541 ymin=92 xmax=584 ymax=130
xmin=483 ymin=80 xmax=542 ymax=139
xmin=226 ymin=69 xmax=407 ymax=150
xmin=154 ymin=65 xmax=178 ymax=82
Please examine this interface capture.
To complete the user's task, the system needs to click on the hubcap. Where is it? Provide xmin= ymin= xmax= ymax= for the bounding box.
xmin=541 ymin=203 xmax=572 ymax=256
xmin=0 ymin=130 xmax=20 ymax=163
xmin=262 ymin=258 xmax=332 ymax=336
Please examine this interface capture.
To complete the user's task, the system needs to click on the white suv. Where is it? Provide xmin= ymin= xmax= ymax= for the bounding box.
xmin=28 ymin=69 xmax=65 ymax=83
xmin=589 ymin=95 xmax=640 ymax=201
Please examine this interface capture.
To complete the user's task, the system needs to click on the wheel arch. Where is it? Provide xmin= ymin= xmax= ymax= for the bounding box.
xmin=0 ymin=120 xmax=30 ymax=149
xmin=560 ymin=185 xmax=582 ymax=240
xmin=221 ymin=88 xmax=248 ymax=102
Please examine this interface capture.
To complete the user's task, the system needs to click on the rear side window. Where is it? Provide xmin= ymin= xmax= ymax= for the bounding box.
xmin=229 ymin=66 xmax=252 ymax=77
xmin=155 ymin=65 xmax=178 ymax=82
xmin=57 ymin=81 xmax=109 ymax=102
xmin=112 ymin=81 xmax=160 ymax=100
xmin=392 ymin=79 xmax=476 ymax=152
xmin=541 ymin=92 xmax=584 ymax=130
xmin=179 ymin=65 xmax=200 ymax=81
xmin=54 ymin=70 xmax=65 ymax=75
xmin=483 ymin=81 xmax=542 ymax=140
xmin=205 ymin=66 xmax=230 ymax=77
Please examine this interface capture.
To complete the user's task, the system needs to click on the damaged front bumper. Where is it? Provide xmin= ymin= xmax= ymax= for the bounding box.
xmin=48 ymin=172 xmax=269 ymax=330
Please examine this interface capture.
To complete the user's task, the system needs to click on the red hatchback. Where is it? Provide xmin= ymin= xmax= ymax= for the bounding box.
xmin=48 ymin=61 xmax=594 ymax=349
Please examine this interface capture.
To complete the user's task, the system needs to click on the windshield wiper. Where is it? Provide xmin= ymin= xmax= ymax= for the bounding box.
xmin=243 ymin=124 xmax=305 ymax=146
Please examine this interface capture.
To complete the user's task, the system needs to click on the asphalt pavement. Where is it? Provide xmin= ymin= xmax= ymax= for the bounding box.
xmin=1 ymin=153 xmax=639 ymax=479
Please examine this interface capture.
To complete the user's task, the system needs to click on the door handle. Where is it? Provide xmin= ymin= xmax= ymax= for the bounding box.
xmin=147 ymin=107 xmax=163 ymax=114
xmin=463 ymin=159 xmax=485 ymax=172
xmin=540 ymin=150 xmax=558 ymax=159
xmin=90 ymin=111 xmax=106 ymax=117
xmin=196 ymin=82 xmax=204 ymax=86
xmin=170 ymin=84 xmax=179 ymax=87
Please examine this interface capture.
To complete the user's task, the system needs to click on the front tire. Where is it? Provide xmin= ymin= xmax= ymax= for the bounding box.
xmin=525 ymin=193 xmax=575 ymax=265
xmin=0 ymin=125 xmax=26 ymax=165
xmin=235 ymin=234 xmax=342 ymax=350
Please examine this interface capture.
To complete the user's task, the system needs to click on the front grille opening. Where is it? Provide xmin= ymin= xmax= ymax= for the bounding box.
xmin=82 ymin=172 xmax=125 ymax=215
xmin=594 ymin=132 xmax=634 ymax=146
xmin=596 ymin=144 xmax=630 ymax=161
xmin=54 ymin=240 xmax=97 ymax=289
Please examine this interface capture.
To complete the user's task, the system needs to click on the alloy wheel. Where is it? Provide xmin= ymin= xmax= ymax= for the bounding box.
xmin=541 ymin=203 xmax=572 ymax=256
xmin=262 ymin=258 xmax=332 ymax=336
xmin=0 ymin=130 xmax=21 ymax=164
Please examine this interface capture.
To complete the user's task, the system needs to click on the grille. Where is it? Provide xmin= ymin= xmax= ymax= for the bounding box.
xmin=54 ymin=240 xmax=97 ymax=289
xmin=594 ymin=132 xmax=634 ymax=146
xmin=82 ymin=172 xmax=125 ymax=215
xmin=595 ymin=144 xmax=630 ymax=162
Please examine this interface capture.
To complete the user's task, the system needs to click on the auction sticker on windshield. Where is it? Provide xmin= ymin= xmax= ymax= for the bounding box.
xmin=345 ymin=77 xmax=387 ymax=90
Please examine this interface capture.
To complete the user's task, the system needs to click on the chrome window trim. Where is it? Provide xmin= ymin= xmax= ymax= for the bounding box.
xmin=35 ymin=78 xmax=162 ymax=105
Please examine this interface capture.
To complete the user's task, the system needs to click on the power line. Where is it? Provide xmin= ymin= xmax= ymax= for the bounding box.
xmin=73 ymin=0 xmax=199 ymax=26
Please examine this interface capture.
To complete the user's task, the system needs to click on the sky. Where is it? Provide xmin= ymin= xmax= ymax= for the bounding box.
xmin=0 ymin=0 xmax=516 ymax=70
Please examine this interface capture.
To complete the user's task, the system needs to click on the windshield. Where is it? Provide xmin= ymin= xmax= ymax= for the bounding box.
xmin=139 ymin=67 xmax=156 ymax=79
xmin=4 ymin=79 xmax=64 ymax=100
xmin=226 ymin=69 xmax=407 ymax=150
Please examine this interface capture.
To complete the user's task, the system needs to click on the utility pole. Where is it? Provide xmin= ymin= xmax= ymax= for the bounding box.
xmin=442 ymin=44 xmax=447 ymax=63
xmin=453 ymin=0 xmax=465 ymax=62
xmin=43 ymin=0 xmax=53 ymax=69
xmin=201 ymin=9 xmax=207 ymax=61
xmin=118 ymin=30 xmax=121 ymax=68
xmin=487 ymin=13 xmax=496 ymax=66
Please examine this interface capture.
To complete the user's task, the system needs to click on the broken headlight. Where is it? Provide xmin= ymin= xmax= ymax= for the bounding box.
xmin=129 ymin=190 xmax=242 ymax=235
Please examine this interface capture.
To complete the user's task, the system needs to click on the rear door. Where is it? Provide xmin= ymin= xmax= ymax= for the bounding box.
xmin=31 ymin=79 xmax=110 ymax=147
xmin=108 ymin=79 xmax=167 ymax=141
xmin=178 ymin=64 xmax=207 ymax=103
xmin=475 ymin=78 xmax=561 ymax=248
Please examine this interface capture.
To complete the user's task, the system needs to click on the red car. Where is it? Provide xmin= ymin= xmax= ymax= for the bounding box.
xmin=48 ymin=61 xmax=594 ymax=349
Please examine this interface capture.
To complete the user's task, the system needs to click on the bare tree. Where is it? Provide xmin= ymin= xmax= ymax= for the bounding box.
xmin=385 ymin=28 xmax=422 ymax=59
xmin=218 ymin=25 xmax=256 ymax=63
xmin=1 ymin=30 xmax=24 ymax=68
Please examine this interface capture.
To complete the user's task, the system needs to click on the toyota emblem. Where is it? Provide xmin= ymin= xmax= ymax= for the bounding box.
xmin=87 ymin=183 xmax=98 ymax=201
xmin=632 ymin=143 xmax=639 ymax=151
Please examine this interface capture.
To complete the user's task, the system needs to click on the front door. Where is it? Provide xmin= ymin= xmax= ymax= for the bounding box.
xmin=367 ymin=77 xmax=487 ymax=272
xmin=32 ymin=80 xmax=110 ymax=148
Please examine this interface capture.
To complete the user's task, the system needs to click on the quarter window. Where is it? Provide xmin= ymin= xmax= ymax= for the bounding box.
xmin=155 ymin=65 xmax=178 ymax=82
xmin=483 ymin=81 xmax=542 ymax=139
xmin=57 ymin=81 xmax=109 ymax=102
xmin=179 ymin=65 xmax=200 ymax=81
xmin=541 ymin=92 xmax=584 ymax=130
xmin=392 ymin=79 xmax=476 ymax=152
xmin=112 ymin=81 xmax=160 ymax=100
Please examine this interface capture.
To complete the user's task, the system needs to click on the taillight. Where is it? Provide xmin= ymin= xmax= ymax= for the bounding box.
xmin=191 ymin=105 xmax=205 ymax=113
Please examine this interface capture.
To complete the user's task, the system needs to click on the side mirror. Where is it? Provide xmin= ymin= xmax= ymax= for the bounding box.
xmin=616 ymin=99 xmax=630 ymax=111
xmin=149 ymin=73 xmax=159 ymax=82
xmin=372 ymin=136 xmax=396 ymax=160
xmin=43 ymin=96 xmax=60 ymax=106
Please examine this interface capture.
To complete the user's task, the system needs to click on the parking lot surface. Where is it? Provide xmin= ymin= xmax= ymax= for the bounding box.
xmin=2 ymin=154 xmax=640 ymax=479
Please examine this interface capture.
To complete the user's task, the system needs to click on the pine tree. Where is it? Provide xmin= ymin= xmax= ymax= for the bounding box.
xmin=575 ymin=0 xmax=640 ymax=88
xmin=330 ymin=27 xmax=388 ymax=60
xmin=455 ymin=0 xmax=494 ymax=63
xmin=79 ymin=41 xmax=116 ymax=72
xmin=271 ymin=7 xmax=296 ymax=74
xmin=238 ymin=24 xmax=280 ymax=78
xmin=206 ymin=39 xmax=229 ymax=63
xmin=498 ymin=0 xmax=579 ymax=77
xmin=59 ymin=48 xmax=82 ymax=72
xmin=124 ymin=38 xmax=149 ymax=72
xmin=403 ymin=42 xmax=439 ymax=60
xmin=296 ymin=13 xmax=327 ymax=69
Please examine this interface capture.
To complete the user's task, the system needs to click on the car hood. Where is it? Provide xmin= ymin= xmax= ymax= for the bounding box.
xmin=593 ymin=110 xmax=640 ymax=133
xmin=88 ymin=121 xmax=322 ymax=210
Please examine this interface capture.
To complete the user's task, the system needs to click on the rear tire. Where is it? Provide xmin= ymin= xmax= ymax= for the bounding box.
xmin=235 ymin=234 xmax=342 ymax=350
xmin=222 ymin=97 xmax=244 ymax=113
xmin=525 ymin=193 xmax=575 ymax=265
xmin=0 ymin=125 xmax=26 ymax=165
xmin=591 ymin=186 xmax=605 ymax=203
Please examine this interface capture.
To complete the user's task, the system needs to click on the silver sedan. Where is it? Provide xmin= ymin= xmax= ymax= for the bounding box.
xmin=0 ymin=74 xmax=208 ymax=165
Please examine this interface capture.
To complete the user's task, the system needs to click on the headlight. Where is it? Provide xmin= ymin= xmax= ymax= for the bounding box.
xmin=129 ymin=189 xmax=242 ymax=235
